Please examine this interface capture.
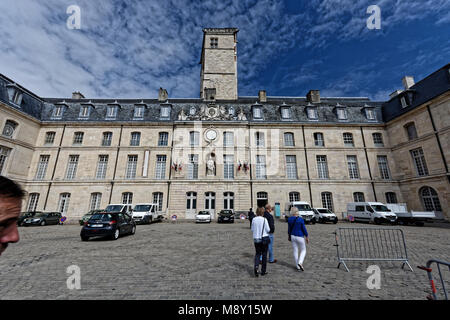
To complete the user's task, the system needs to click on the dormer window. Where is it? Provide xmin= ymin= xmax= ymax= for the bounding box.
xmin=280 ymin=106 xmax=291 ymax=119
xmin=306 ymin=105 xmax=318 ymax=120
xmin=52 ymin=104 xmax=65 ymax=119
xmin=400 ymin=96 xmax=408 ymax=108
xmin=6 ymin=85 xmax=23 ymax=106
xmin=160 ymin=105 xmax=171 ymax=119
xmin=79 ymin=104 xmax=92 ymax=119
xmin=364 ymin=107 xmax=376 ymax=120
xmin=134 ymin=105 xmax=144 ymax=119
xmin=336 ymin=106 xmax=348 ymax=120
xmin=210 ymin=37 xmax=218 ymax=48
xmin=252 ymin=106 xmax=263 ymax=119
xmin=106 ymin=105 xmax=118 ymax=119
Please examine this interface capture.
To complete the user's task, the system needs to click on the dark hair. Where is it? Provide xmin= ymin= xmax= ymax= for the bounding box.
xmin=256 ymin=207 xmax=265 ymax=216
xmin=0 ymin=176 xmax=25 ymax=199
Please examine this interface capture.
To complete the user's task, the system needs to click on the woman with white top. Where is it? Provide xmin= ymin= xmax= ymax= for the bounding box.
xmin=287 ymin=207 xmax=309 ymax=271
xmin=251 ymin=207 xmax=271 ymax=277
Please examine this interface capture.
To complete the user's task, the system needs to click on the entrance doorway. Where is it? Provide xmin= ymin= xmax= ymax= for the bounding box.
xmin=205 ymin=192 xmax=216 ymax=218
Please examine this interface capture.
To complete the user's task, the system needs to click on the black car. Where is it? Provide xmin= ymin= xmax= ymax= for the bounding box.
xmin=80 ymin=212 xmax=136 ymax=241
xmin=218 ymin=210 xmax=234 ymax=223
xmin=18 ymin=211 xmax=41 ymax=226
xmin=79 ymin=209 xmax=104 ymax=225
xmin=22 ymin=212 xmax=62 ymax=226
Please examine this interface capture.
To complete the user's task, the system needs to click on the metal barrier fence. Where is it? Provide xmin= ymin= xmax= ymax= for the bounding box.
xmin=334 ymin=227 xmax=413 ymax=272
xmin=418 ymin=259 xmax=450 ymax=300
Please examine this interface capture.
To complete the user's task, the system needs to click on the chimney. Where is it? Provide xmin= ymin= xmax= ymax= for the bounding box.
xmin=258 ymin=90 xmax=267 ymax=103
xmin=72 ymin=91 xmax=85 ymax=99
xmin=402 ymin=76 xmax=415 ymax=90
xmin=306 ymin=90 xmax=320 ymax=103
xmin=204 ymin=88 xmax=216 ymax=101
xmin=158 ymin=88 xmax=168 ymax=101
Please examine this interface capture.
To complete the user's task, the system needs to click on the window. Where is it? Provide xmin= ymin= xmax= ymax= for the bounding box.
xmin=187 ymin=154 xmax=199 ymax=180
xmin=321 ymin=192 xmax=334 ymax=211
xmin=347 ymin=155 xmax=359 ymax=179
xmin=2 ymin=120 xmax=17 ymax=138
xmin=160 ymin=105 xmax=170 ymax=119
xmin=255 ymin=132 xmax=265 ymax=147
xmin=281 ymin=107 xmax=291 ymax=119
xmin=106 ymin=106 xmax=118 ymax=119
xmin=27 ymin=193 xmax=40 ymax=212
xmin=134 ymin=105 xmax=144 ymax=119
xmin=257 ymin=192 xmax=268 ymax=207
xmin=52 ymin=105 xmax=63 ymax=119
xmin=73 ymin=132 xmax=84 ymax=145
xmin=189 ymin=106 xmax=196 ymax=115
xmin=79 ymin=105 xmax=90 ymax=118
xmin=58 ymin=193 xmax=71 ymax=215
xmin=102 ymin=132 xmax=112 ymax=146
xmin=307 ymin=107 xmax=318 ymax=120
xmin=122 ymin=192 xmax=133 ymax=205
xmin=96 ymin=155 xmax=108 ymax=179
xmin=155 ymin=155 xmax=166 ymax=179
xmin=223 ymin=132 xmax=234 ymax=147
xmin=126 ymin=155 xmax=138 ymax=179
xmin=253 ymin=107 xmax=262 ymax=119
xmin=45 ymin=132 xmax=56 ymax=145
xmin=353 ymin=192 xmax=365 ymax=202
xmin=130 ymin=132 xmax=141 ymax=146
xmin=400 ymin=96 xmax=408 ymax=108
xmin=35 ymin=155 xmax=50 ymax=180
xmin=336 ymin=108 xmax=347 ymax=120
xmin=186 ymin=192 xmax=197 ymax=210
xmin=153 ymin=192 xmax=163 ymax=212
xmin=210 ymin=37 xmax=218 ymax=48
xmin=223 ymin=155 xmax=234 ymax=180
xmin=385 ymin=192 xmax=397 ymax=204
xmin=205 ymin=192 xmax=215 ymax=210
xmin=343 ymin=132 xmax=354 ymax=147
xmin=405 ymin=122 xmax=418 ymax=140
xmin=314 ymin=132 xmax=324 ymax=147
xmin=7 ymin=87 xmax=23 ymax=105
xmin=289 ymin=192 xmax=300 ymax=202
xmin=255 ymin=155 xmax=266 ymax=179
xmin=373 ymin=133 xmax=384 ymax=146
xmin=65 ymin=155 xmax=79 ymax=180
xmin=90 ymin=193 xmax=102 ymax=211
xmin=411 ymin=148 xmax=428 ymax=176
xmin=286 ymin=155 xmax=298 ymax=179
xmin=190 ymin=131 xmax=200 ymax=146
xmin=316 ymin=155 xmax=329 ymax=179
xmin=158 ymin=132 xmax=169 ymax=146
xmin=377 ymin=156 xmax=391 ymax=180
xmin=284 ymin=133 xmax=295 ymax=147
xmin=420 ymin=187 xmax=442 ymax=211
xmin=365 ymin=108 xmax=376 ymax=120
xmin=0 ymin=146 xmax=10 ymax=175
xmin=224 ymin=192 xmax=234 ymax=210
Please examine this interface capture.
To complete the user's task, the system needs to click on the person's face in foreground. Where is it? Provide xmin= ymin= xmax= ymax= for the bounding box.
xmin=0 ymin=196 xmax=21 ymax=256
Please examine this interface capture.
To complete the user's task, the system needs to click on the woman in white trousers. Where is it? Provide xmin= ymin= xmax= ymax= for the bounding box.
xmin=287 ymin=207 xmax=309 ymax=271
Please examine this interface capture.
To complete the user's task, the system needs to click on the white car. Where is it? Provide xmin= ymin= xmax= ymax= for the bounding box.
xmin=195 ymin=211 xmax=212 ymax=223
xmin=313 ymin=208 xmax=338 ymax=224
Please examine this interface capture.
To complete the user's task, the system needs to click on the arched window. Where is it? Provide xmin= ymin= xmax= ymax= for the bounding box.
xmin=284 ymin=132 xmax=295 ymax=146
xmin=102 ymin=132 xmax=113 ymax=146
xmin=122 ymin=192 xmax=133 ymax=205
xmin=321 ymin=192 xmax=334 ymax=211
xmin=353 ymin=192 xmax=365 ymax=202
xmin=314 ymin=132 xmax=324 ymax=146
xmin=420 ymin=187 xmax=442 ymax=211
xmin=289 ymin=192 xmax=300 ymax=202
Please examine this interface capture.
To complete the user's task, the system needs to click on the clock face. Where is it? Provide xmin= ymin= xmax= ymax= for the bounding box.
xmin=205 ymin=129 xmax=217 ymax=141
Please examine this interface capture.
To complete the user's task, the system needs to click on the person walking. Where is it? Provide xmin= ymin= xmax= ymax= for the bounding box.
xmin=264 ymin=204 xmax=277 ymax=263
xmin=248 ymin=208 xmax=255 ymax=228
xmin=287 ymin=207 xmax=309 ymax=271
xmin=251 ymin=207 xmax=270 ymax=277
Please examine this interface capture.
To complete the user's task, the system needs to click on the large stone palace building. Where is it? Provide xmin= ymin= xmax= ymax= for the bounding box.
xmin=0 ymin=28 xmax=449 ymax=221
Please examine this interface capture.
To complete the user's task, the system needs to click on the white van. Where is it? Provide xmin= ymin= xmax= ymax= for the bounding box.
xmin=347 ymin=202 xmax=397 ymax=224
xmin=132 ymin=203 xmax=162 ymax=224
xmin=284 ymin=201 xmax=315 ymax=224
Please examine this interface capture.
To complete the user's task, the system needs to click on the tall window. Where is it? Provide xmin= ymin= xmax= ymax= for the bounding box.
xmin=106 ymin=106 xmax=118 ymax=119
xmin=122 ymin=192 xmax=133 ymax=205
xmin=160 ymin=106 xmax=170 ymax=118
xmin=385 ymin=192 xmax=397 ymax=204
xmin=188 ymin=154 xmax=199 ymax=180
xmin=365 ymin=108 xmax=376 ymax=120
xmin=286 ymin=155 xmax=298 ymax=179
xmin=372 ymin=133 xmax=384 ymax=146
xmin=102 ymin=132 xmax=112 ymax=146
xmin=58 ymin=193 xmax=71 ymax=215
xmin=420 ymin=187 xmax=442 ymax=211
xmin=205 ymin=192 xmax=216 ymax=210
xmin=27 ymin=193 xmax=40 ymax=212
xmin=223 ymin=155 xmax=234 ymax=180
xmin=377 ymin=156 xmax=391 ymax=180
xmin=289 ymin=192 xmax=300 ymax=202
xmin=314 ymin=132 xmax=324 ymax=147
xmin=343 ymin=133 xmax=354 ymax=147
xmin=0 ymin=146 xmax=10 ymax=175
xmin=253 ymin=107 xmax=262 ymax=119
xmin=190 ymin=131 xmax=200 ymax=146
xmin=284 ymin=133 xmax=295 ymax=146
xmin=126 ymin=155 xmax=138 ymax=179
xmin=79 ymin=105 xmax=90 ymax=118
xmin=158 ymin=132 xmax=169 ymax=146
xmin=353 ymin=192 xmax=365 ymax=202
xmin=186 ymin=192 xmax=197 ymax=210
xmin=153 ymin=192 xmax=163 ymax=212
xmin=255 ymin=155 xmax=266 ymax=179
xmin=336 ymin=108 xmax=347 ymax=120
xmin=411 ymin=148 xmax=428 ymax=176
xmin=255 ymin=132 xmax=265 ymax=147
xmin=316 ymin=155 xmax=329 ymax=179
xmin=347 ymin=155 xmax=359 ymax=179
xmin=73 ymin=132 xmax=84 ymax=145
xmin=45 ymin=132 xmax=56 ymax=145
xmin=155 ymin=155 xmax=166 ymax=179
xmin=65 ymin=155 xmax=79 ymax=180
xmin=405 ymin=122 xmax=418 ymax=140
xmin=130 ymin=132 xmax=141 ymax=146
xmin=96 ymin=155 xmax=109 ymax=179
xmin=321 ymin=192 xmax=334 ymax=211
xmin=307 ymin=107 xmax=318 ymax=120
xmin=35 ymin=155 xmax=50 ymax=180
xmin=2 ymin=120 xmax=17 ymax=138
xmin=223 ymin=132 xmax=234 ymax=147
xmin=281 ymin=107 xmax=291 ymax=119
xmin=90 ymin=193 xmax=102 ymax=211
xmin=134 ymin=105 xmax=144 ymax=119
xmin=224 ymin=192 xmax=234 ymax=210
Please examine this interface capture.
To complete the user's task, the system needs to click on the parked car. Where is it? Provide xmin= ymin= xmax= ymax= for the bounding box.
xmin=18 ymin=211 xmax=41 ymax=226
xmin=347 ymin=202 xmax=397 ymax=224
xmin=132 ymin=203 xmax=163 ymax=224
xmin=80 ymin=212 xmax=136 ymax=241
xmin=79 ymin=209 xmax=104 ymax=226
xmin=22 ymin=212 xmax=62 ymax=226
xmin=217 ymin=210 xmax=234 ymax=223
xmin=284 ymin=201 xmax=315 ymax=224
xmin=313 ymin=208 xmax=338 ymax=224
xmin=195 ymin=211 xmax=212 ymax=223
xmin=103 ymin=204 xmax=133 ymax=215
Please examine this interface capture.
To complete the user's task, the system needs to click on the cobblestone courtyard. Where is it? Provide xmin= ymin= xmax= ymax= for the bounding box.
xmin=0 ymin=220 xmax=449 ymax=300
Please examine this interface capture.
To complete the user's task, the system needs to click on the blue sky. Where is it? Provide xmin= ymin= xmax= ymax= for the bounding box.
xmin=0 ymin=0 xmax=449 ymax=101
